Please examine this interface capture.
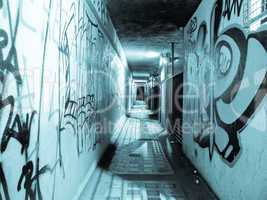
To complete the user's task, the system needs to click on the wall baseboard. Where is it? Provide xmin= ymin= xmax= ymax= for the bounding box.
xmin=72 ymin=143 xmax=108 ymax=200
xmin=72 ymin=115 xmax=126 ymax=200
xmin=72 ymin=159 xmax=98 ymax=200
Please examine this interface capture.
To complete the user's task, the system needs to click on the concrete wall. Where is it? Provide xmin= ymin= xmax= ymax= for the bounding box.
xmin=0 ymin=0 xmax=129 ymax=199
xmin=183 ymin=0 xmax=267 ymax=199
xmin=160 ymin=55 xmax=184 ymax=131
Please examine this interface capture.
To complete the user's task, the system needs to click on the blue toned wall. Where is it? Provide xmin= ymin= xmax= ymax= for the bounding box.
xmin=160 ymin=45 xmax=184 ymax=130
xmin=183 ymin=0 xmax=267 ymax=199
xmin=0 ymin=0 xmax=129 ymax=199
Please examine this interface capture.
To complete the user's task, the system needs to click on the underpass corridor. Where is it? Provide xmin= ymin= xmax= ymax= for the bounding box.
xmin=79 ymin=105 xmax=217 ymax=200
xmin=0 ymin=0 xmax=267 ymax=199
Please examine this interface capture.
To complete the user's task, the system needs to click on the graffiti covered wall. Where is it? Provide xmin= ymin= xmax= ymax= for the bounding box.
xmin=183 ymin=0 xmax=267 ymax=199
xmin=0 ymin=0 xmax=129 ymax=199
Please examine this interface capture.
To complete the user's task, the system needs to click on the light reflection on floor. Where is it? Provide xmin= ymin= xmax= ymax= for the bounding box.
xmin=80 ymin=168 xmax=186 ymax=200
xmin=80 ymin=106 xmax=187 ymax=200
xmin=110 ymin=140 xmax=173 ymax=175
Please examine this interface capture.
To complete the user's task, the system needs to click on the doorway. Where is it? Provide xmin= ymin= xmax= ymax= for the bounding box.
xmin=172 ymin=73 xmax=183 ymax=146
xmin=136 ymin=86 xmax=145 ymax=101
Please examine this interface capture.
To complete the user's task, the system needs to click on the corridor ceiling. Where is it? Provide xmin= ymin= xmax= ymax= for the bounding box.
xmin=107 ymin=0 xmax=201 ymax=75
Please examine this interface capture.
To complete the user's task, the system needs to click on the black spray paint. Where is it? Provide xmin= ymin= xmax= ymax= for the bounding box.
xmin=192 ymin=0 xmax=267 ymax=165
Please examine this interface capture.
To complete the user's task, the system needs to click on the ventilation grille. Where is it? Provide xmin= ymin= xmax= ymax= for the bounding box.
xmin=173 ymin=123 xmax=183 ymax=145
xmin=244 ymin=0 xmax=267 ymax=26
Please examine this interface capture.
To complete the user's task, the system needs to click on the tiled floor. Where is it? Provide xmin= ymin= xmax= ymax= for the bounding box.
xmin=110 ymin=140 xmax=173 ymax=175
xmin=80 ymin=106 xmax=218 ymax=200
xmin=81 ymin=169 xmax=186 ymax=200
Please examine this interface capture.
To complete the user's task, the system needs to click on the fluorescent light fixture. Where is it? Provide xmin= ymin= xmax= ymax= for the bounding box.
xmin=126 ymin=50 xmax=160 ymax=59
xmin=132 ymin=72 xmax=150 ymax=77
xmin=145 ymin=51 xmax=160 ymax=58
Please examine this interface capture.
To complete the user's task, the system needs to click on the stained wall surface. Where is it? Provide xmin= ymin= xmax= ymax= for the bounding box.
xmin=0 ymin=0 xmax=129 ymax=199
xmin=160 ymin=52 xmax=184 ymax=131
xmin=183 ymin=0 xmax=267 ymax=199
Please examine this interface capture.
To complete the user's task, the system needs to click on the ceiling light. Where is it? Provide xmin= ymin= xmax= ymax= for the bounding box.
xmin=145 ymin=51 xmax=160 ymax=58
xmin=126 ymin=50 xmax=160 ymax=59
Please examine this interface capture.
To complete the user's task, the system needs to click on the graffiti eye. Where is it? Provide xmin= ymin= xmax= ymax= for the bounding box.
xmin=213 ymin=32 xmax=241 ymax=100
xmin=217 ymin=45 xmax=232 ymax=75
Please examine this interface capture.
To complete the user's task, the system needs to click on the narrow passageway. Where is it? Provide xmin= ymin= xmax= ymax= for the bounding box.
xmin=1 ymin=0 xmax=267 ymax=199
xmin=80 ymin=105 xmax=217 ymax=200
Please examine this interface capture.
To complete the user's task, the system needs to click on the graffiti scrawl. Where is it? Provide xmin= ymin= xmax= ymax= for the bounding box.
xmin=186 ymin=0 xmax=267 ymax=165
xmin=17 ymin=160 xmax=50 ymax=200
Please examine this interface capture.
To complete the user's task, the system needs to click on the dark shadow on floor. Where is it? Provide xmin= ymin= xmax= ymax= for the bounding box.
xmin=159 ymin=134 xmax=219 ymax=200
xmin=98 ymin=143 xmax=117 ymax=170
xmin=82 ymin=111 xmax=218 ymax=200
